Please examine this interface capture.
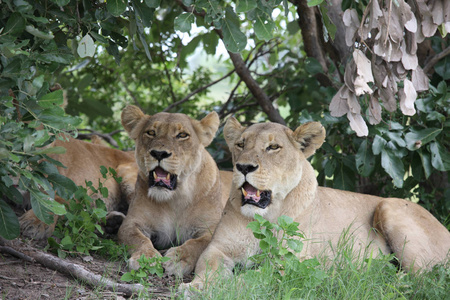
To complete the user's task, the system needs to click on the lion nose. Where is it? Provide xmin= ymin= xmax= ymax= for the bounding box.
xmin=150 ymin=150 xmax=172 ymax=162
xmin=236 ymin=164 xmax=258 ymax=176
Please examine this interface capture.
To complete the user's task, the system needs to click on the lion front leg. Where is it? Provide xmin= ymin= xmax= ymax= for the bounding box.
xmin=163 ymin=234 xmax=212 ymax=277
xmin=179 ymin=243 xmax=235 ymax=292
xmin=19 ymin=210 xmax=58 ymax=240
xmin=118 ymin=222 xmax=161 ymax=270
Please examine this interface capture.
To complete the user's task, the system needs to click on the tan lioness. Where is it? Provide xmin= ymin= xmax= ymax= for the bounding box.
xmin=19 ymin=138 xmax=136 ymax=239
xmin=118 ymin=105 xmax=230 ymax=276
xmin=185 ymin=118 xmax=450 ymax=289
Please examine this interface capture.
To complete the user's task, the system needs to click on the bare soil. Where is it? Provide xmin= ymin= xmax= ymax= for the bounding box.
xmin=0 ymin=239 xmax=188 ymax=299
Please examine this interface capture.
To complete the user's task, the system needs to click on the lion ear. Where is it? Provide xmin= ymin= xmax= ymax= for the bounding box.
xmin=192 ymin=111 xmax=220 ymax=147
xmin=224 ymin=116 xmax=245 ymax=150
xmin=292 ymin=122 xmax=325 ymax=158
xmin=121 ymin=105 xmax=147 ymax=139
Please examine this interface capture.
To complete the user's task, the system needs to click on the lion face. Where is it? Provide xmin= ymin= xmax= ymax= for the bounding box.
xmin=121 ymin=106 xmax=219 ymax=202
xmin=224 ymin=118 xmax=325 ymax=218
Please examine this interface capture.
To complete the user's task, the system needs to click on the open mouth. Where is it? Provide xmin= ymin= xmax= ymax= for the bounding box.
xmin=149 ymin=167 xmax=177 ymax=190
xmin=240 ymin=182 xmax=271 ymax=209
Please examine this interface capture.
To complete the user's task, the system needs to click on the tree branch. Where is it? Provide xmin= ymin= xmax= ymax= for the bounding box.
xmin=163 ymin=69 xmax=236 ymax=112
xmin=0 ymin=239 xmax=170 ymax=298
xmin=423 ymin=46 xmax=450 ymax=74
xmin=76 ymin=129 xmax=122 ymax=148
xmin=175 ymin=0 xmax=286 ymax=125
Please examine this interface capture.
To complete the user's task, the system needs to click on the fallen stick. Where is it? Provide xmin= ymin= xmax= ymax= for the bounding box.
xmin=0 ymin=239 xmax=170 ymax=297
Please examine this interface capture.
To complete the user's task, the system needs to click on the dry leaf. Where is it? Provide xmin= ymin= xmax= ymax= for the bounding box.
xmin=401 ymin=41 xmax=418 ymax=70
xmin=412 ymin=67 xmax=428 ymax=92
xmin=344 ymin=60 xmax=356 ymax=93
xmin=360 ymin=0 xmax=383 ymax=39
xmin=330 ymin=86 xmax=350 ymax=117
xmin=353 ymin=49 xmax=374 ymax=95
xmin=431 ymin=0 xmax=444 ymax=25
xmin=347 ymin=112 xmax=368 ymax=137
xmin=347 ymin=90 xmax=361 ymax=114
xmin=368 ymin=94 xmax=382 ymax=125
xmin=397 ymin=0 xmax=416 ymax=32
xmin=399 ymin=78 xmax=417 ymax=116
xmin=343 ymin=9 xmax=360 ymax=47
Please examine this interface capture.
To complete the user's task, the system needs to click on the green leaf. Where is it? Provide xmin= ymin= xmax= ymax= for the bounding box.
xmin=47 ymin=174 xmax=77 ymax=199
xmin=254 ymin=13 xmax=275 ymax=41
xmin=307 ymin=0 xmax=324 ymax=6
xmin=405 ymin=128 xmax=442 ymax=151
xmin=305 ymin=57 xmax=323 ymax=75
xmin=145 ymin=0 xmax=161 ymax=8
xmin=107 ymin=0 xmax=127 ymax=17
xmin=4 ymin=12 xmax=26 ymax=36
xmin=381 ymin=149 xmax=404 ymax=188
xmin=372 ymin=135 xmax=387 ymax=155
xmin=236 ymin=0 xmax=257 ymax=13
xmin=418 ymin=150 xmax=432 ymax=179
xmin=77 ymin=34 xmax=96 ymax=58
xmin=29 ymin=189 xmax=55 ymax=224
xmin=319 ymin=5 xmax=336 ymax=40
xmin=121 ymin=272 xmax=134 ymax=282
xmin=202 ymin=32 xmax=219 ymax=55
xmin=34 ymin=146 xmax=67 ymax=155
xmin=385 ymin=131 xmax=406 ymax=148
xmin=174 ymin=13 xmax=195 ymax=33
xmin=38 ymin=90 xmax=64 ymax=108
xmin=333 ymin=161 xmax=355 ymax=191
xmin=132 ymin=0 xmax=154 ymax=27
xmin=429 ymin=142 xmax=450 ymax=171
xmin=0 ymin=200 xmax=20 ymax=240
xmin=218 ymin=9 xmax=247 ymax=53
xmin=355 ymin=139 xmax=375 ymax=176
xmin=54 ymin=0 xmax=70 ymax=6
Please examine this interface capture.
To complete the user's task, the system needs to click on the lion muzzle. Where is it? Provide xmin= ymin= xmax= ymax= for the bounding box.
xmin=149 ymin=166 xmax=177 ymax=190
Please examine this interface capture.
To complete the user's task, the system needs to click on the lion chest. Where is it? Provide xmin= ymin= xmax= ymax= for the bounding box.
xmin=141 ymin=209 xmax=198 ymax=250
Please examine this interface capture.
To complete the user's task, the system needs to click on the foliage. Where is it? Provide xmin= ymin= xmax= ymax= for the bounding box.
xmin=47 ymin=167 xmax=127 ymax=260
xmin=247 ymin=214 xmax=327 ymax=285
xmin=1 ymin=0 xmax=449 ymax=240
xmin=192 ymin=216 xmax=449 ymax=300
xmin=120 ymin=254 xmax=170 ymax=288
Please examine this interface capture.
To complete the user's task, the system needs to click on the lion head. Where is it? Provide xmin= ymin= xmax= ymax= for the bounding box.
xmin=121 ymin=105 xmax=219 ymax=202
xmin=224 ymin=117 xmax=325 ymax=219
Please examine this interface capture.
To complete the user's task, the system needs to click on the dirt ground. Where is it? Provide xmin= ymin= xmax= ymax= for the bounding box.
xmin=0 ymin=235 xmax=192 ymax=300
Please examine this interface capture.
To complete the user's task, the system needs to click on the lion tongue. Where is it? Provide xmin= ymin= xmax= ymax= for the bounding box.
xmin=242 ymin=182 xmax=261 ymax=202
xmin=154 ymin=167 xmax=171 ymax=185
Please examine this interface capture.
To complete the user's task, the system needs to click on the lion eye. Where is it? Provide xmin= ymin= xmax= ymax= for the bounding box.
xmin=146 ymin=130 xmax=156 ymax=137
xmin=267 ymin=144 xmax=281 ymax=151
xmin=236 ymin=141 xmax=244 ymax=149
xmin=176 ymin=132 xmax=189 ymax=139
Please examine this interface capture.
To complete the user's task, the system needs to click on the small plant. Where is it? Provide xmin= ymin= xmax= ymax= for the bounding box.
xmin=47 ymin=166 xmax=126 ymax=259
xmin=120 ymin=254 xmax=170 ymax=288
xmin=247 ymin=214 xmax=327 ymax=287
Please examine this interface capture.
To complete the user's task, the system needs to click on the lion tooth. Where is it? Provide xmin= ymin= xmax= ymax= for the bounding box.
xmin=166 ymin=173 xmax=170 ymax=180
xmin=256 ymin=190 xmax=260 ymax=198
xmin=153 ymin=171 xmax=157 ymax=180
xmin=241 ymin=188 xmax=248 ymax=197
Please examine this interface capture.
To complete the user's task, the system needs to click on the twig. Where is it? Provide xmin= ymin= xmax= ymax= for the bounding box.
xmin=175 ymin=0 xmax=286 ymax=125
xmin=76 ymin=129 xmax=122 ymax=148
xmin=163 ymin=69 xmax=235 ymax=112
xmin=0 ymin=240 xmax=170 ymax=297
xmin=423 ymin=46 xmax=450 ymax=74
xmin=0 ymin=274 xmax=19 ymax=280
xmin=159 ymin=42 xmax=178 ymax=104
xmin=118 ymin=76 xmax=142 ymax=109
xmin=0 ymin=245 xmax=35 ymax=263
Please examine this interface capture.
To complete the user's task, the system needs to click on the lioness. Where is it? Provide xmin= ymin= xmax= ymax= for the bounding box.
xmin=19 ymin=138 xmax=136 ymax=239
xmin=185 ymin=118 xmax=450 ymax=289
xmin=118 ymin=105 xmax=230 ymax=276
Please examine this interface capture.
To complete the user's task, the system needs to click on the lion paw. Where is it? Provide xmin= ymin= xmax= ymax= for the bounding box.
xmin=19 ymin=210 xmax=55 ymax=240
xmin=128 ymin=250 xmax=162 ymax=271
xmin=163 ymin=246 xmax=195 ymax=277
xmin=178 ymin=281 xmax=204 ymax=298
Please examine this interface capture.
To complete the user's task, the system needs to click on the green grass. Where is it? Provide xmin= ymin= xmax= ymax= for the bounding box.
xmin=177 ymin=216 xmax=450 ymax=300
xmin=182 ymin=251 xmax=449 ymax=300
